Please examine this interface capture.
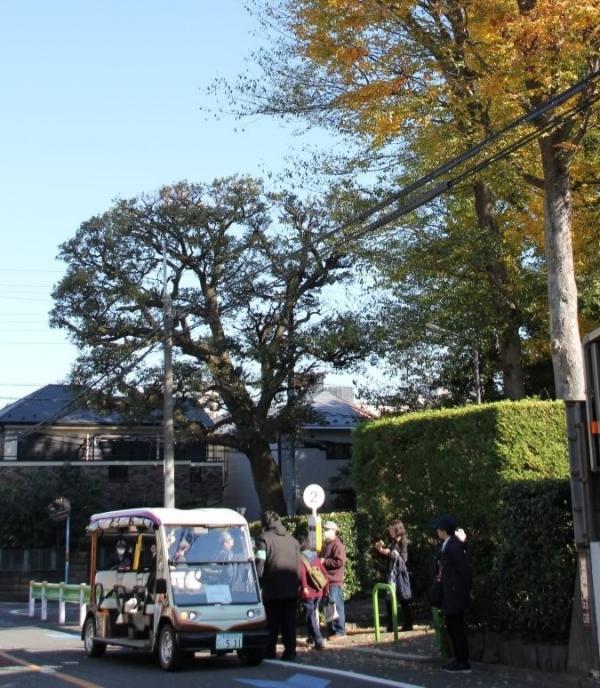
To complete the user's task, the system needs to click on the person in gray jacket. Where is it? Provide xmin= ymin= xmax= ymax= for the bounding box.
xmin=255 ymin=511 xmax=300 ymax=660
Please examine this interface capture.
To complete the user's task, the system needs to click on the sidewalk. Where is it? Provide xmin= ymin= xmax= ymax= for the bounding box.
xmin=296 ymin=625 xmax=595 ymax=688
xmin=316 ymin=598 xmax=598 ymax=688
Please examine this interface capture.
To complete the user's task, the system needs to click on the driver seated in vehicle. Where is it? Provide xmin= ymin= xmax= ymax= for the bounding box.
xmin=108 ymin=539 xmax=132 ymax=571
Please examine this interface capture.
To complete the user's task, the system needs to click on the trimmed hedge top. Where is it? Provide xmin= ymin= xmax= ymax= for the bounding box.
xmin=352 ymin=400 xmax=568 ymax=534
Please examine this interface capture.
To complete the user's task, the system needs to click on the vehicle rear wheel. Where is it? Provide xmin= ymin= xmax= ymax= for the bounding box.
xmin=83 ymin=615 xmax=106 ymax=658
xmin=158 ymin=623 xmax=183 ymax=671
xmin=237 ymin=648 xmax=264 ymax=666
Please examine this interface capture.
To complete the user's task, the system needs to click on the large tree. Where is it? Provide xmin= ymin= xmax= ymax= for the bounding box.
xmin=50 ymin=177 xmax=365 ymax=513
xmin=224 ymin=0 xmax=600 ymax=402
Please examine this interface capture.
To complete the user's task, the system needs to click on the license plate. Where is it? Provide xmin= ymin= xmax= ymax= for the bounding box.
xmin=215 ymin=633 xmax=243 ymax=650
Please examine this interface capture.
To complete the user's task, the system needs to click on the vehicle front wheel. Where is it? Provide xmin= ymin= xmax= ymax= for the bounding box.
xmin=158 ymin=624 xmax=183 ymax=671
xmin=83 ymin=616 xmax=106 ymax=658
xmin=237 ymin=648 xmax=264 ymax=666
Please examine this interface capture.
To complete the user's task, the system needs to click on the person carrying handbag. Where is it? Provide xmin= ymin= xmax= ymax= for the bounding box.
xmin=298 ymin=534 xmax=328 ymax=650
xmin=374 ymin=519 xmax=413 ymax=632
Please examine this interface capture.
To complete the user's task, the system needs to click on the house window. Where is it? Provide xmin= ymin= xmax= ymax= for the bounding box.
xmin=108 ymin=465 xmax=129 ymax=483
xmin=325 ymin=444 xmax=352 ymax=461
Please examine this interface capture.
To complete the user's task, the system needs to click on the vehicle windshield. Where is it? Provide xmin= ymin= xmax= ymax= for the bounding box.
xmin=165 ymin=525 xmax=259 ymax=606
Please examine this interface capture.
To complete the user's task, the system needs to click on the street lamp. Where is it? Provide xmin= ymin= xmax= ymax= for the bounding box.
xmin=425 ymin=323 xmax=481 ymax=404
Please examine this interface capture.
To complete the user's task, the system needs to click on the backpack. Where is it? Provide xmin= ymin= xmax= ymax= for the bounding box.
xmin=301 ymin=555 xmax=328 ymax=591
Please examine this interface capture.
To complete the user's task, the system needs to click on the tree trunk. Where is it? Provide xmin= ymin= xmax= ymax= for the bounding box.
xmin=244 ymin=439 xmax=288 ymax=515
xmin=473 ymin=180 xmax=526 ymax=399
xmin=499 ymin=326 xmax=526 ymax=400
xmin=538 ymin=134 xmax=585 ymax=401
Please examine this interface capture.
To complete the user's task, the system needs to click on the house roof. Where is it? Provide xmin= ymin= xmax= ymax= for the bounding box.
xmin=0 ymin=384 xmax=213 ymax=428
xmin=304 ymin=390 xmax=374 ymax=429
xmin=88 ymin=507 xmax=247 ymax=530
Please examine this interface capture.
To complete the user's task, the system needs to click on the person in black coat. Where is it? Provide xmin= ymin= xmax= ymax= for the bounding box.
xmin=374 ymin=519 xmax=413 ymax=631
xmin=255 ymin=511 xmax=300 ymax=660
xmin=432 ymin=514 xmax=472 ymax=674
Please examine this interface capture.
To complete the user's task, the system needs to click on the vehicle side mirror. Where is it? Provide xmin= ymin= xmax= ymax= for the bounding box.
xmin=155 ymin=578 xmax=167 ymax=595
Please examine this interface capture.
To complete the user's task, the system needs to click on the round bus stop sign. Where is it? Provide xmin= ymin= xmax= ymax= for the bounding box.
xmin=303 ymin=484 xmax=325 ymax=512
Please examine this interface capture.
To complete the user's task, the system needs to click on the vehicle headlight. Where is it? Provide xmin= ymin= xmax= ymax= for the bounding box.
xmin=247 ymin=609 xmax=255 ymax=618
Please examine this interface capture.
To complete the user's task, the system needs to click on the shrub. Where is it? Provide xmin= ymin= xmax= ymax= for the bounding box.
xmin=352 ymin=400 xmax=574 ymax=641
xmin=495 ymin=480 xmax=575 ymax=640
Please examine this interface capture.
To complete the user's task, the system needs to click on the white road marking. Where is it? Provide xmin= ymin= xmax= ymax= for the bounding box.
xmin=265 ymin=660 xmax=426 ymax=688
xmin=9 ymin=608 xmax=28 ymax=616
xmin=0 ymin=666 xmax=31 ymax=675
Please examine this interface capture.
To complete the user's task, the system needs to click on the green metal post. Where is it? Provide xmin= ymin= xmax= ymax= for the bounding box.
xmin=372 ymin=582 xmax=398 ymax=642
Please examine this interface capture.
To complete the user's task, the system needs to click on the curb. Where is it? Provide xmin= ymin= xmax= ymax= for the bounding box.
xmin=350 ymin=646 xmax=436 ymax=663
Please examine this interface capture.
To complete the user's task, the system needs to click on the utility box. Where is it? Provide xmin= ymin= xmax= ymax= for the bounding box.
xmin=583 ymin=327 xmax=600 ymax=473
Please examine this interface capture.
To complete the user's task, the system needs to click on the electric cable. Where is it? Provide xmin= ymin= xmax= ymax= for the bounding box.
xmin=10 ymin=72 xmax=600 ymax=440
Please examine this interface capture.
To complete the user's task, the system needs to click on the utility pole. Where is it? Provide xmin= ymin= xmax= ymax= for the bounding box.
xmin=162 ymin=238 xmax=175 ymax=508
xmin=566 ymin=327 xmax=600 ymax=677
xmin=287 ymin=310 xmax=297 ymax=515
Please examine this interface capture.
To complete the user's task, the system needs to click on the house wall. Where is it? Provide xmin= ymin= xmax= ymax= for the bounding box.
xmin=278 ymin=428 xmax=353 ymax=514
xmin=221 ymin=450 xmax=262 ymax=522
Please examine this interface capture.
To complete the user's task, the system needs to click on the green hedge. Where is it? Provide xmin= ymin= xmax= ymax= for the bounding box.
xmin=495 ymin=480 xmax=575 ymax=639
xmin=352 ymin=400 xmax=574 ymax=641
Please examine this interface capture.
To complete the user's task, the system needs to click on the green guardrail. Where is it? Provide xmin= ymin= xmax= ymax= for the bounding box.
xmin=372 ymin=582 xmax=398 ymax=642
xmin=29 ymin=580 xmax=90 ymax=626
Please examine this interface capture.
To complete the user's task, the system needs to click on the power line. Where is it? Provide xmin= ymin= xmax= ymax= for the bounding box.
xmin=11 ymin=72 xmax=598 ymax=440
xmin=331 ymin=68 xmax=600 ymax=239
xmin=0 ymin=268 xmax=63 ymax=273
xmin=329 ymin=89 xmax=600 ymax=252
xmin=13 ymin=305 xmax=202 ymax=441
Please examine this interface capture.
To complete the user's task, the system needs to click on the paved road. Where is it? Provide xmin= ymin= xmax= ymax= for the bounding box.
xmin=0 ymin=603 xmax=573 ymax=688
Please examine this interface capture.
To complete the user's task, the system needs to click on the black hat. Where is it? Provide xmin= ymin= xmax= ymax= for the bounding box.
xmin=432 ymin=514 xmax=457 ymax=534
xmin=116 ymin=539 xmax=127 ymax=548
xmin=261 ymin=510 xmax=281 ymax=528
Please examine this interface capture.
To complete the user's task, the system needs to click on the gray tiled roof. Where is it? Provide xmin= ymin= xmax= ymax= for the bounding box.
xmin=0 ymin=384 xmax=213 ymax=428
xmin=305 ymin=391 xmax=373 ymax=428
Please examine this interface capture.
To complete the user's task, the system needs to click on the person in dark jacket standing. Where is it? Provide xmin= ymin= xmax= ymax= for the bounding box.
xmin=255 ymin=511 xmax=300 ymax=660
xmin=432 ymin=514 xmax=472 ymax=674
xmin=374 ymin=519 xmax=413 ymax=631
xmin=320 ymin=520 xmax=347 ymax=638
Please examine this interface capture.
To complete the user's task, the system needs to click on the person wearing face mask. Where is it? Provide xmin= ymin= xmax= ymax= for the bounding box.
xmin=109 ymin=538 xmax=132 ymax=571
xmin=319 ymin=520 xmax=346 ymax=639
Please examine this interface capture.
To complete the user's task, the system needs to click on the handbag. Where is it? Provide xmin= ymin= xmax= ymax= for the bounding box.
xmin=429 ymin=564 xmax=443 ymax=608
xmin=301 ymin=555 xmax=328 ymax=592
xmin=323 ymin=598 xmax=339 ymax=622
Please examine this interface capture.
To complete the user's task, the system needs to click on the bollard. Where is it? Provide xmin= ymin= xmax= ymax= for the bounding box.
xmin=372 ymin=582 xmax=398 ymax=642
xmin=58 ymin=583 xmax=65 ymax=625
xmin=41 ymin=582 xmax=48 ymax=621
xmin=28 ymin=581 xmax=35 ymax=618
xmin=79 ymin=584 xmax=87 ymax=628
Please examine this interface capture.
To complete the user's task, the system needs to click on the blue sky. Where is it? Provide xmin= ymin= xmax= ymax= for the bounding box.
xmin=0 ymin=1 xmax=353 ymax=406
